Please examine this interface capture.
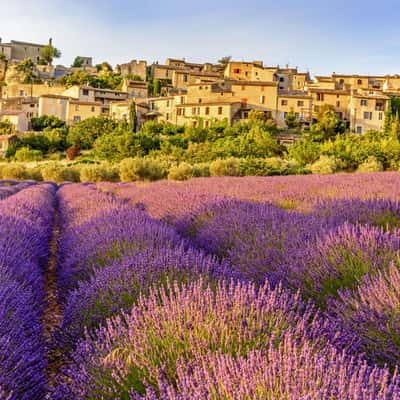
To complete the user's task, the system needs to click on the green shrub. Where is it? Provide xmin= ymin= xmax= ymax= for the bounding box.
xmin=309 ymin=155 xmax=338 ymax=175
xmin=357 ymin=156 xmax=384 ymax=173
xmin=119 ymin=158 xmax=167 ymax=182
xmin=25 ymin=167 xmax=43 ymax=181
xmin=192 ymin=163 xmax=210 ymax=177
xmin=168 ymin=163 xmax=194 ymax=181
xmin=0 ymin=163 xmax=28 ymax=180
xmin=41 ymin=162 xmax=80 ymax=182
xmin=209 ymin=157 xmax=241 ymax=176
xmin=79 ymin=163 xmax=119 ymax=182
xmin=14 ymin=147 xmax=43 ymax=162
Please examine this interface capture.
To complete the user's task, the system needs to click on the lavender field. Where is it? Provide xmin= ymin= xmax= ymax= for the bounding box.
xmin=2 ymin=172 xmax=400 ymax=399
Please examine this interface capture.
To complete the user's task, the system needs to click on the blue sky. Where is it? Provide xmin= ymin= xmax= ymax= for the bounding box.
xmin=2 ymin=0 xmax=400 ymax=76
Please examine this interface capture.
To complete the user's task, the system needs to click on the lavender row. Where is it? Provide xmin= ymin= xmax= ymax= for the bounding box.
xmin=54 ymin=280 xmax=400 ymax=399
xmin=0 ymin=184 xmax=56 ymax=399
xmin=55 ymin=184 xmax=229 ymax=347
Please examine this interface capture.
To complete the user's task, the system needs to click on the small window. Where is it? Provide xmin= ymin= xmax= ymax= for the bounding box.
xmin=281 ymin=100 xmax=288 ymax=106
xmin=19 ymin=90 xmax=25 ymax=97
xmin=192 ymin=107 xmax=196 ymax=115
xmin=297 ymin=101 xmax=304 ymax=107
xmin=361 ymin=99 xmax=368 ymax=106
xmin=73 ymin=116 xmax=81 ymax=123
xmin=379 ymin=112 xmax=383 ymax=120
xmin=317 ymin=93 xmax=324 ymax=101
xmin=357 ymin=79 xmax=363 ymax=85
xmin=363 ymin=111 xmax=372 ymax=120
xmin=205 ymin=106 xmax=210 ymax=115
xmin=82 ymin=89 xmax=89 ymax=96
xmin=198 ymin=98 xmax=202 ymax=103
xmin=260 ymin=95 xmax=265 ymax=104
xmin=204 ymin=120 xmax=209 ymax=128
xmin=91 ymin=106 xmax=95 ymax=112
xmin=166 ymin=113 xmax=169 ymax=120
xmin=241 ymin=85 xmax=246 ymax=90
xmin=218 ymin=106 xmax=223 ymax=115
xmin=279 ymin=77 xmax=285 ymax=82
xmin=356 ymin=126 xmax=362 ymax=134
xmin=314 ymin=105 xmax=320 ymax=112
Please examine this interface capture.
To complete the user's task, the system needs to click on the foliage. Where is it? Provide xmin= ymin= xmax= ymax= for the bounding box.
xmin=119 ymin=157 xmax=167 ymax=181
xmin=309 ymin=155 xmax=338 ymax=174
xmin=41 ymin=162 xmax=80 ymax=182
xmin=40 ymin=44 xmax=61 ymax=65
xmin=357 ymin=156 xmax=384 ymax=173
xmin=14 ymin=147 xmax=43 ymax=162
xmin=67 ymin=116 xmax=116 ymax=149
xmin=210 ymin=157 xmax=241 ymax=176
xmin=168 ymin=162 xmax=194 ymax=180
xmin=71 ymin=56 xmax=85 ymax=68
xmin=31 ymin=115 xmax=66 ymax=131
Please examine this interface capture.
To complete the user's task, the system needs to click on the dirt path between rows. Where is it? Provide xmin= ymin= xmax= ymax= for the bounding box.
xmin=43 ymin=204 xmax=63 ymax=390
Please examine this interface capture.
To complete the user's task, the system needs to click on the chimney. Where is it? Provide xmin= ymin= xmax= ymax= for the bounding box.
xmin=49 ymin=38 xmax=53 ymax=46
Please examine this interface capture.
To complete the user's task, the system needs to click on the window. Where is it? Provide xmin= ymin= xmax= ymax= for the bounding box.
xmin=357 ymin=79 xmax=363 ymax=85
xmin=82 ymin=89 xmax=89 ymax=96
xmin=295 ymin=112 xmax=300 ymax=118
xmin=30 ymin=104 xmax=35 ymax=108
xmin=177 ymin=108 xmax=182 ymax=116
xmin=166 ymin=100 xmax=170 ymax=107
xmin=314 ymin=105 xmax=320 ymax=112
xmin=336 ymin=101 xmax=340 ymax=107
xmin=379 ymin=112 xmax=383 ymax=120
xmin=91 ymin=106 xmax=95 ymax=112
xmin=19 ymin=90 xmax=25 ymax=97
xmin=356 ymin=126 xmax=362 ymax=134
xmin=183 ymin=74 xmax=188 ymax=82
xmin=166 ymin=113 xmax=169 ymax=120
xmin=297 ymin=101 xmax=304 ymax=107
xmin=218 ymin=106 xmax=223 ymax=115
xmin=361 ymin=99 xmax=368 ymax=106
xmin=73 ymin=116 xmax=81 ymax=123
xmin=204 ymin=121 xmax=209 ymax=128
xmin=205 ymin=107 xmax=210 ymax=115
xmin=281 ymin=100 xmax=288 ymax=106
xmin=363 ymin=111 xmax=372 ymax=120
xmin=233 ymin=68 xmax=241 ymax=73
xmin=316 ymin=93 xmax=324 ymax=101
xmin=243 ymin=111 xmax=249 ymax=119
xmin=198 ymin=98 xmax=202 ymax=103
xmin=279 ymin=77 xmax=285 ymax=82
xmin=180 ymin=96 xmax=185 ymax=104
xmin=260 ymin=95 xmax=265 ymax=104
xmin=192 ymin=107 xmax=196 ymax=115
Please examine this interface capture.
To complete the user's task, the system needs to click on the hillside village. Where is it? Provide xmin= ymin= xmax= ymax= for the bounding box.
xmin=1 ymin=37 xmax=399 ymax=139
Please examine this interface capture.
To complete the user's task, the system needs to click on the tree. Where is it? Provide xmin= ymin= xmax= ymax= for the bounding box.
xmin=384 ymin=98 xmax=393 ymax=133
xmin=0 ymin=120 xmax=14 ymax=135
xmin=391 ymin=111 xmax=400 ymax=140
xmin=129 ymin=101 xmax=138 ymax=132
xmin=15 ymin=59 xmax=36 ymax=83
xmin=310 ymin=104 xmax=345 ymax=141
xmin=218 ymin=56 xmax=232 ymax=65
xmin=31 ymin=115 xmax=66 ymax=131
xmin=67 ymin=116 xmax=116 ymax=149
xmin=72 ymin=56 xmax=85 ymax=68
xmin=41 ymin=44 xmax=61 ymax=65
xmin=153 ymin=79 xmax=161 ymax=96
xmin=284 ymin=109 xmax=299 ymax=129
xmin=96 ymin=62 xmax=113 ymax=72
